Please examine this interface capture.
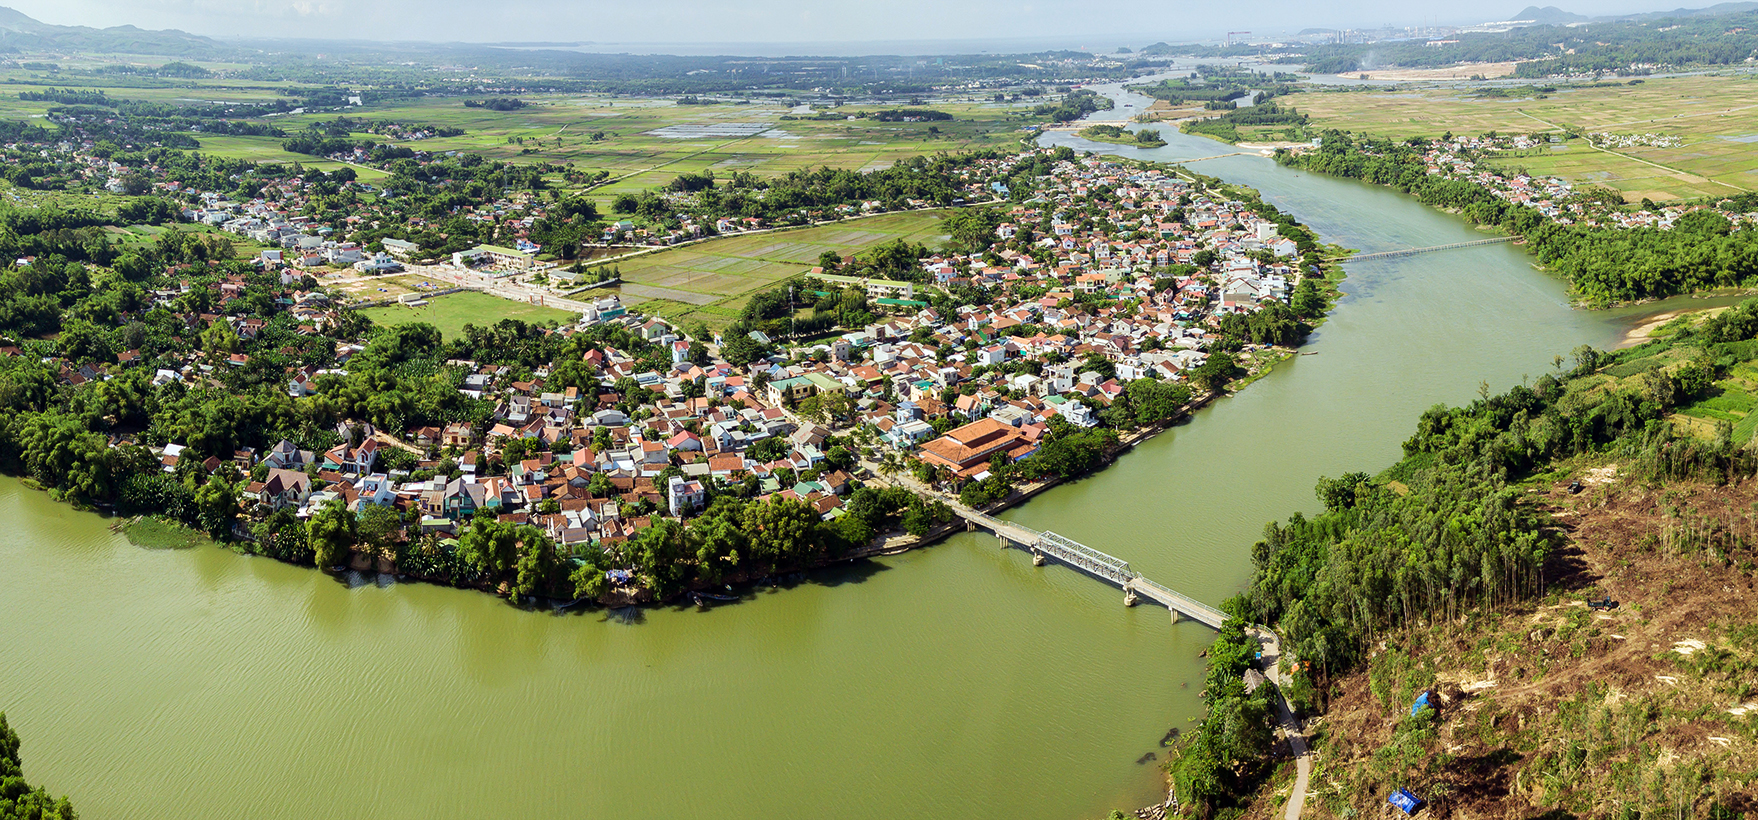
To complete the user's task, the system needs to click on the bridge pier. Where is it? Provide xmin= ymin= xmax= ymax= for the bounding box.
xmin=1031 ymin=549 xmax=1045 ymax=567
xmin=1169 ymin=608 xmax=1181 ymax=624
xmin=1124 ymin=588 xmax=1139 ymax=607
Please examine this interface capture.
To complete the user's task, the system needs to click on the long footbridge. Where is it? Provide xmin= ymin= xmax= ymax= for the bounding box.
xmin=1338 ymin=235 xmax=1517 ymax=262
xmin=959 ymin=510 xmax=1229 ymax=629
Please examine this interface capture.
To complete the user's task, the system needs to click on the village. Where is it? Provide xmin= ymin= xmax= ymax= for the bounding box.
xmin=91 ymin=151 xmax=1321 ymax=571
xmin=1400 ymin=132 xmax=1755 ymax=230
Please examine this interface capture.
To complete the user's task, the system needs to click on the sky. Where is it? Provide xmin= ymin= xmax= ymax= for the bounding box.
xmin=1 ymin=0 xmax=1687 ymax=47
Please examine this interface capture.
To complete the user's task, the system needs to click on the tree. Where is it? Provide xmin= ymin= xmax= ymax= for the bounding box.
xmin=1191 ymin=352 xmax=1240 ymax=394
xmin=193 ymin=475 xmax=237 ymax=540
xmin=0 ymin=712 xmax=77 ymax=820
xmin=511 ymin=527 xmax=562 ymax=598
xmin=741 ymin=496 xmax=820 ymax=569
xmin=1127 ymin=378 xmax=1191 ymax=425
xmin=721 ymin=331 xmax=766 ymax=367
xmin=457 ymin=516 xmax=524 ymax=579
xmin=943 ymin=207 xmax=1003 ymax=255
xmin=356 ymin=504 xmax=404 ymax=555
xmin=307 ymin=499 xmax=356 ymax=568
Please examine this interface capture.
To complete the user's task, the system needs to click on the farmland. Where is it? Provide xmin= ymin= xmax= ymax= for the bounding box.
xmin=359 ymin=289 xmax=578 ymax=339
xmin=594 ymin=209 xmax=950 ymax=329
xmin=1294 ymin=74 xmax=1758 ymax=200
xmin=283 ymin=94 xmax=1032 ymax=202
xmin=0 ymin=68 xmax=1031 ymax=199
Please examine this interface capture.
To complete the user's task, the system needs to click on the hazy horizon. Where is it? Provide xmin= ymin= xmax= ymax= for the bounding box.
xmin=0 ymin=0 xmax=1686 ymax=50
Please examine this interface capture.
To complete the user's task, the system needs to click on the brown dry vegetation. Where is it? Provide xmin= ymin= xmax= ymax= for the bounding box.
xmin=1245 ymin=468 xmax=1758 ymax=820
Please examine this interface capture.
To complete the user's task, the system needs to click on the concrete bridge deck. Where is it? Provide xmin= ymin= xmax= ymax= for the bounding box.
xmin=959 ymin=509 xmax=1229 ymax=629
xmin=1340 ymin=235 xmax=1516 ymax=262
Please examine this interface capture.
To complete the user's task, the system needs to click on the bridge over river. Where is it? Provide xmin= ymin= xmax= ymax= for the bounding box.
xmin=1336 ymin=235 xmax=1517 ymax=262
xmin=957 ymin=509 xmax=1230 ymax=629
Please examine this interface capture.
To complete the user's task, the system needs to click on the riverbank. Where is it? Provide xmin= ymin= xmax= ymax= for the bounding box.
xmin=1077 ymin=124 xmax=1168 ymax=148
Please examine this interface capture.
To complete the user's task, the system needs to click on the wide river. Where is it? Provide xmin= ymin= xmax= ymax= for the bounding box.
xmin=0 ymin=84 xmax=1700 ymax=819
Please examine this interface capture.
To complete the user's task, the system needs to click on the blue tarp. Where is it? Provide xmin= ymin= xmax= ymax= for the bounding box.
xmin=1410 ymin=692 xmax=1430 ymax=717
xmin=1389 ymin=787 xmax=1423 ymax=815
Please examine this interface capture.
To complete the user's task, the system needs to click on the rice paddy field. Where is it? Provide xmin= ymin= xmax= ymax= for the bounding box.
xmin=0 ymin=67 xmax=1031 ymax=199
xmin=298 ymin=94 xmax=1032 ymax=203
xmin=1294 ymin=74 xmax=1758 ymax=201
xmin=359 ymin=289 xmax=579 ymax=338
xmin=599 ymin=210 xmax=949 ymax=329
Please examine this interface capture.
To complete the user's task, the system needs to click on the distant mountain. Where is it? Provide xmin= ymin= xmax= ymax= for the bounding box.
xmin=1511 ymin=5 xmax=1591 ymax=23
xmin=1505 ymin=1 xmax=1758 ymax=25
xmin=1637 ymin=1 xmax=1758 ymax=18
xmin=0 ymin=5 xmax=229 ymax=58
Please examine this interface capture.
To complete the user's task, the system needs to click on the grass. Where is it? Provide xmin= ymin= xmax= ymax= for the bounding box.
xmin=597 ymin=210 xmax=950 ymax=330
xmin=360 ymin=289 xmax=578 ymax=339
xmin=192 ymin=134 xmax=390 ymax=180
xmin=122 ymin=517 xmax=211 ymax=550
xmin=1294 ymin=74 xmax=1758 ymax=200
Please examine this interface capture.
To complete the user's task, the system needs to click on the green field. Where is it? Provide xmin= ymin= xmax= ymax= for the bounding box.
xmin=1296 ymin=74 xmax=1758 ymax=201
xmin=360 ymin=290 xmax=578 ymax=338
xmin=193 ymin=134 xmax=391 ymax=179
xmin=599 ymin=210 xmax=949 ymax=329
xmin=0 ymin=70 xmax=1031 ymax=198
xmin=297 ymin=94 xmax=1032 ymax=202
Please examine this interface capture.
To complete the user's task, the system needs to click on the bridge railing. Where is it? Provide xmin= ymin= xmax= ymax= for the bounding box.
xmin=1039 ymin=530 xmax=1136 ymax=585
xmin=1130 ymin=578 xmax=1229 ymax=627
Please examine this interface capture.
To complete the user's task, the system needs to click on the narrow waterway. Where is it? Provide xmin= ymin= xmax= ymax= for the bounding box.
xmin=0 ymin=88 xmax=1696 ymax=820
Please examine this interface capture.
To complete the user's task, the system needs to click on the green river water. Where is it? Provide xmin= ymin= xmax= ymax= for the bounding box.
xmin=0 ymin=92 xmax=1715 ymax=819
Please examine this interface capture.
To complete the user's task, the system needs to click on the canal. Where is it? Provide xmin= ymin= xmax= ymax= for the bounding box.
xmin=0 ymin=84 xmax=1694 ymax=819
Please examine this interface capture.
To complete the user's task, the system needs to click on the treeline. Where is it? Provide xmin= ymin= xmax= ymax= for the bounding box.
xmin=19 ymin=88 xmax=108 ymax=105
xmin=0 ymin=712 xmax=75 ymax=820
xmin=1165 ymin=295 xmax=1758 ymax=813
xmin=1280 ymin=131 xmax=1758 ymax=305
xmin=871 ymin=109 xmax=951 ymax=122
xmin=1164 ymin=618 xmax=1280 ymax=815
xmin=1283 ymin=10 xmax=1758 ymax=76
xmin=1238 ymin=297 xmax=1758 ymax=696
xmin=1183 ymin=103 xmax=1308 ymax=144
xmin=561 ymin=486 xmax=955 ymax=602
xmin=464 ymin=98 xmax=526 ymax=111
xmin=1032 ymin=89 xmax=1112 ymax=123
xmin=628 ymin=150 xmax=1003 ymax=227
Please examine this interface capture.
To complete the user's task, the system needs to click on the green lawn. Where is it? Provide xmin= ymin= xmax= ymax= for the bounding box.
xmin=360 ymin=290 xmax=578 ymax=339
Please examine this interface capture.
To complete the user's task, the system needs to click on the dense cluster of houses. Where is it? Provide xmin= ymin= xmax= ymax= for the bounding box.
xmin=32 ymin=143 xmax=1314 ymax=556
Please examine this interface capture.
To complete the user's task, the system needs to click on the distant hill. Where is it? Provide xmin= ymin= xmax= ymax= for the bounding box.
xmin=1507 ymin=1 xmax=1758 ymax=24
xmin=0 ymin=5 xmax=228 ymax=59
xmin=1511 ymin=5 xmax=1591 ymax=23
xmin=1637 ymin=0 xmax=1758 ymax=18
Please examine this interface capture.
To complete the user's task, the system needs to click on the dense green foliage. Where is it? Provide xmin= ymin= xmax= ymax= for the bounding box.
xmin=1031 ymin=89 xmax=1113 ymax=123
xmin=1165 ymin=619 xmax=1279 ymax=817
xmin=1281 ymin=132 xmax=1758 ymax=305
xmin=569 ymin=487 xmax=954 ymax=600
xmin=1275 ymin=11 xmax=1758 ymax=77
xmin=0 ymin=713 xmax=76 ymax=820
xmin=1183 ymin=103 xmax=1309 ymax=144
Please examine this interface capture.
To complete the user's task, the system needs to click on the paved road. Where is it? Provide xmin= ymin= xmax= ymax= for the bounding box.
xmin=1252 ymin=628 xmax=1311 ymax=820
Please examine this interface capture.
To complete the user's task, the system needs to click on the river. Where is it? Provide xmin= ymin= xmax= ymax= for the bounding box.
xmin=0 ymin=86 xmax=1700 ymax=819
